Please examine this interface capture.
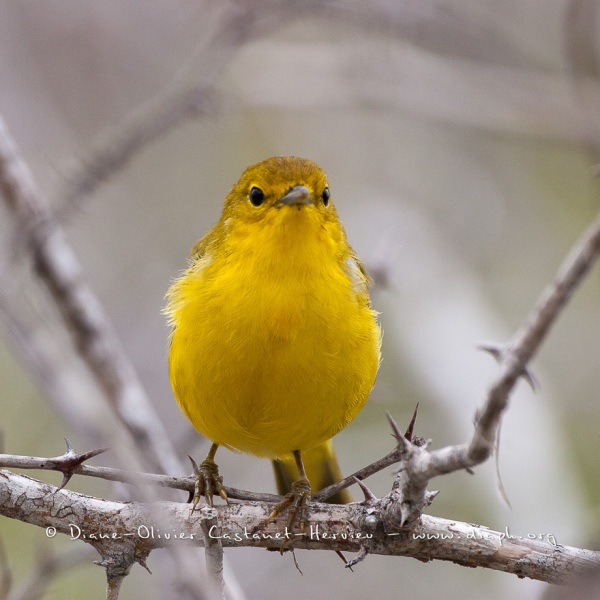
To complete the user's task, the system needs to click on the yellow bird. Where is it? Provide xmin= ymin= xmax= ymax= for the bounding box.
xmin=165 ymin=156 xmax=380 ymax=525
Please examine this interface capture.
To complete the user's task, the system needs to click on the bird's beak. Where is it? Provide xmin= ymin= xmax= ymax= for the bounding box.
xmin=276 ymin=185 xmax=312 ymax=207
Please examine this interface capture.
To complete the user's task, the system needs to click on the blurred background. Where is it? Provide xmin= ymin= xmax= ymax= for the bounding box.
xmin=1 ymin=1 xmax=599 ymax=599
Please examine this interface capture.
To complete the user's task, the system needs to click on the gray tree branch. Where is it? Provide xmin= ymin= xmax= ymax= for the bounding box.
xmin=0 ymin=113 xmax=179 ymax=477
xmin=1 ymin=470 xmax=598 ymax=585
xmin=376 ymin=209 xmax=600 ymax=528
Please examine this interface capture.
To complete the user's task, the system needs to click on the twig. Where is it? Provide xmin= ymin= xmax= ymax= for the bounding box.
xmin=0 ymin=441 xmax=401 ymax=504
xmin=0 ymin=452 xmax=279 ymax=503
xmin=313 ymin=406 xmax=420 ymax=502
xmin=1 ymin=470 xmax=597 ymax=585
xmin=385 ymin=209 xmax=600 ymax=526
xmin=312 ymin=447 xmax=402 ymax=502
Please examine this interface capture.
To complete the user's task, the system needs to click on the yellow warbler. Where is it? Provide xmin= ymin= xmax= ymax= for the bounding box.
xmin=165 ymin=156 xmax=380 ymax=524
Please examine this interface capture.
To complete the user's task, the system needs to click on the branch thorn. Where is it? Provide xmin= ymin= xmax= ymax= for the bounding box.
xmin=399 ymin=502 xmax=413 ymax=527
xmin=425 ymin=490 xmax=440 ymax=507
xmin=187 ymin=455 xmax=199 ymax=504
xmin=404 ymin=403 xmax=419 ymax=441
xmin=335 ymin=550 xmax=352 ymax=571
xmin=136 ymin=555 xmax=152 ymax=575
xmin=386 ymin=413 xmax=410 ymax=452
xmin=477 ymin=342 xmax=538 ymax=391
xmin=353 ymin=476 xmax=378 ymax=503
xmin=345 ymin=545 xmax=368 ymax=569
xmin=52 ymin=438 xmax=109 ymax=490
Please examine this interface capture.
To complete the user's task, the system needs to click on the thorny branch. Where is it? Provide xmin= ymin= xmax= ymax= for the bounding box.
xmin=0 ymin=438 xmax=404 ymax=504
xmin=1 ymin=469 xmax=599 ymax=585
xmin=0 ymin=439 xmax=279 ymax=504
xmin=376 ymin=209 xmax=600 ymax=528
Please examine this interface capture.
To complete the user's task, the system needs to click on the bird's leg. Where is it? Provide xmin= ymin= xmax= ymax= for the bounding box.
xmin=266 ymin=450 xmax=311 ymax=533
xmin=190 ymin=443 xmax=229 ymax=512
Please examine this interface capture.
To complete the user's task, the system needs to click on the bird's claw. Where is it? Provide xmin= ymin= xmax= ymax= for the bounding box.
xmin=267 ymin=476 xmax=311 ymax=531
xmin=189 ymin=455 xmax=229 ymax=512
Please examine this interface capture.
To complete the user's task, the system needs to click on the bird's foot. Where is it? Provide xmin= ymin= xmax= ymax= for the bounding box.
xmin=266 ymin=476 xmax=311 ymax=533
xmin=189 ymin=455 xmax=229 ymax=512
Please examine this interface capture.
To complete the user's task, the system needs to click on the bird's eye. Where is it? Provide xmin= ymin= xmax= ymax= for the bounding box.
xmin=249 ymin=186 xmax=265 ymax=206
xmin=322 ymin=187 xmax=330 ymax=206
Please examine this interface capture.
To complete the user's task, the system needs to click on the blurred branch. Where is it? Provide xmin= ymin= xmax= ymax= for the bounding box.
xmin=55 ymin=1 xmax=244 ymax=210
xmin=0 ymin=113 xmax=179 ymax=476
xmin=12 ymin=546 xmax=96 ymax=600
xmin=57 ymin=86 xmax=224 ymax=215
xmin=199 ymin=507 xmax=225 ymax=595
xmin=0 ymin=525 xmax=96 ymax=600
xmin=564 ymin=0 xmax=600 ymax=157
xmin=1 ymin=469 xmax=598 ymax=585
xmin=55 ymin=0 xmax=295 ymax=212
xmin=0 ymin=536 xmax=11 ymax=600
xmin=235 ymin=39 xmax=600 ymax=146
xmin=565 ymin=0 xmax=600 ymax=77
xmin=55 ymin=0 xmax=541 ymax=214
xmin=316 ymin=0 xmax=544 ymax=67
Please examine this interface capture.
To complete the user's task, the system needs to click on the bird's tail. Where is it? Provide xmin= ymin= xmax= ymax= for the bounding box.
xmin=272 ymin=439 xmax=352 ymax=504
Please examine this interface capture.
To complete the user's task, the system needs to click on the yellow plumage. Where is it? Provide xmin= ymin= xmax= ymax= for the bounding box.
xmin=165 ymin=156 xmax=380 ymax=504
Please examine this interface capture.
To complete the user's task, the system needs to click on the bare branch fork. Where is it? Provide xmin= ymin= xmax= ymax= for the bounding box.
xmin=368 ymin=209 xmax=600 ymax=527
